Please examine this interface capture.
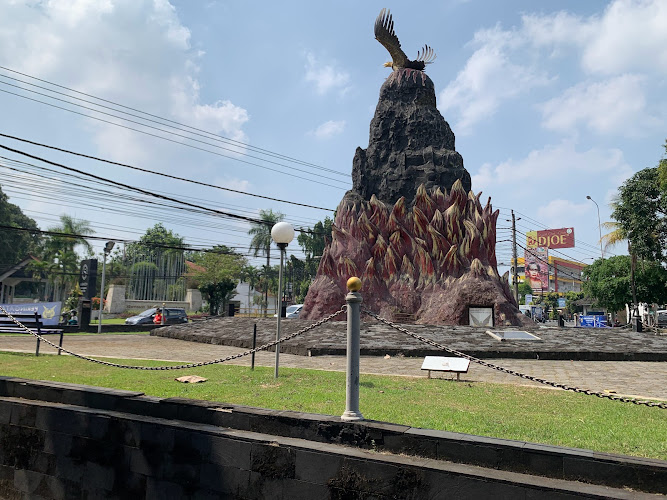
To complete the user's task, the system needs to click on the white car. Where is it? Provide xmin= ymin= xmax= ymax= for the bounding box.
xmin=286 ymin=304 xmax=303 ymax=318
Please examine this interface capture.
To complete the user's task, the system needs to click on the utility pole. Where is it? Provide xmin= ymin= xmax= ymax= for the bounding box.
xmin=511 ymin=210 xmax=519 ymax=303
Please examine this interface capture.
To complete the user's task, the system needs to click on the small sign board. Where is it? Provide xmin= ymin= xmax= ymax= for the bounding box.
xmin=421 ymin=356 xmax=470 ymax=380
xmin=79 ymin=259 xmax=98 ymax=300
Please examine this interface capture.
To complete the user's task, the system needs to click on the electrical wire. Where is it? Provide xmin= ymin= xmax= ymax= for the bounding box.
xmin=0 ymin=133 xmax=335 ymax=211
xmin=0 ymin=87 xmax=348 ymax=190
xmin=0 ymin=65 xmax=338 ymax=173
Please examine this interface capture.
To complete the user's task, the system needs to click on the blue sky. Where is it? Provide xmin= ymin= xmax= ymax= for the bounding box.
xmin=1 ymin=0 xmax=666 ymax=272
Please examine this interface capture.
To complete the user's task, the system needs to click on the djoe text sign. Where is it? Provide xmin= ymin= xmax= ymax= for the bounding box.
xmin=527 ymin=228 xmax=575 ymax=249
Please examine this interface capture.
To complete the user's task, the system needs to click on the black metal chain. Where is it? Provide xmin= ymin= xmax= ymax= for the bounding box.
xmin=0 ymin=305 xmax=346 ymax=370
xmin=363 ymin=309 xmax=667 ymax=409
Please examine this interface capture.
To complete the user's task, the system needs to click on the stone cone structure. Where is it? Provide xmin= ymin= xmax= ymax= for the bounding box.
xmin=302 ymin=69 xmax=525 ymax=326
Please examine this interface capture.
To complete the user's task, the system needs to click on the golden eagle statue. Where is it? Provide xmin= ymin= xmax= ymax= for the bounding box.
xmin=375 ymin=8 xmax=436 ymax=71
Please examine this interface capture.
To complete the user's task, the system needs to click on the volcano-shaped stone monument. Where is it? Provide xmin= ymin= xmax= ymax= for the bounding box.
xmin=302 ymin=12 xmax=523 ymax=326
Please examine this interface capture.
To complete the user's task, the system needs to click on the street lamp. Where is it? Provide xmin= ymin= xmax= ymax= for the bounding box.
xmin=98 ymin=241 xmax=115 ymax=334
xmin=271 ymin=221 xmax=294 ymax=378
xmin=586 ymin=196 xmax=604 ymax=260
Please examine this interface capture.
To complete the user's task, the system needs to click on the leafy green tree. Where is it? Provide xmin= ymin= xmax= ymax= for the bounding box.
xmin=518 ymin=281 xmax=532 ymax=305
xmin=582 ymin=255 xmax=667 ymax=312
xmin=248 ymin=209 xmax=284 ymax=316
xmin=0 ymin=185 xmax=41 ymax=267
xmin=565 ymin=291 xmax=584 ymax=316
xmin=297 ymin=217 xmax=333 ymax=258
xmin=612 ymin=167 xmax=666 ymax=262
xmin=194 ymin=245 xmax=246 ymax=315
xmin=129 ymin=223 xmax=184 ymax=256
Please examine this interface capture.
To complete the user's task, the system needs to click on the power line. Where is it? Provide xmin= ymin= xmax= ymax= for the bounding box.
xmin=0 ymin=144 xmax=337 ymax=234
xmin=0 ymin=65 xmax=339 ymax=174
xmin=0 ymin=224 xmax=300 ymax=260
xmin=0 ymin=133 xmax=335 ymax=211
xmin=0 ymin=156 xmax=326 ymax=228
xmin=0 ymin=88 xmax=348 ymax=190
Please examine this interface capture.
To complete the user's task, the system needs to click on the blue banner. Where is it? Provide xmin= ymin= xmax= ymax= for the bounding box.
xmin=558 ymin=298 xmax=566 ymax=308
xmin=0 ymin=302 xmax=62 ymax=326
xmin=579 ymin=315 xmax=608 ymax=328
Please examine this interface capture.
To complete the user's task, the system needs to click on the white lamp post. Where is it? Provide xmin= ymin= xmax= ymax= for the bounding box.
xmin=586 ymin=196 xmax=604 ymax=260
xmin=271 ymin=221 xmax=294 ymax=378
xmin=98 ymin=241 xmax=115 ymax=334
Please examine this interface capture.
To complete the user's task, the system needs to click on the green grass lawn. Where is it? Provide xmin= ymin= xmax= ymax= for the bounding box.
xmin=1 ymin=351 xmax=665 ymax=460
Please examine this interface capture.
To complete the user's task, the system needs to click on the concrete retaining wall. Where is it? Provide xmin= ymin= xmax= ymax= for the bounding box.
xmin=0 ymin=377 xmax=664 ymax=499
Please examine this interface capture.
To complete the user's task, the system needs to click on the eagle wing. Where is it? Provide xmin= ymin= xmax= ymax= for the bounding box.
xmin=374 ymin=8 xmax=409 ymax=68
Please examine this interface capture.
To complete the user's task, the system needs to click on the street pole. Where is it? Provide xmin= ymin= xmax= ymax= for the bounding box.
xmin=98 ymin=253 xmax=107 ymax=334
xmin=274 ymin=243 xmax=286 ymax=378
xmin=341 ymin=277 xmax=364 ymax=421
xmin=270 ymin=221 xmax=294 ymax=379
xmin=97 ymin=241 xmax=115 ymax=334
xmin=511 ymin=210 xmax=519 ymax=303
xmin=586 ymin=196 xmax=604 ymax=260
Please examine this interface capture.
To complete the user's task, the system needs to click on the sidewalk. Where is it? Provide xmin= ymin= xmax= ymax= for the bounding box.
xmin=1 ymin=334 xmax=666 ymax=400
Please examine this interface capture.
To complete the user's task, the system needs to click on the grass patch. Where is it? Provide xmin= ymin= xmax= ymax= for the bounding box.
xmin=0 ymin=351 xmax=664 ymax=460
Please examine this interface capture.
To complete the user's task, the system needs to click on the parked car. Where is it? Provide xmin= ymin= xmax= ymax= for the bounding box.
xmin=657 ymin=310 xmax=667 ymax=328
xmin=125 ymin=307 xmax=188 ymax=325
xmin=286 ymin=304 xmax=303 ymax=319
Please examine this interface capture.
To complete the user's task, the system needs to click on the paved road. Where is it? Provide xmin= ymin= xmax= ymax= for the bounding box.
xmin=1 ymin=334 xmax=666 ymax=400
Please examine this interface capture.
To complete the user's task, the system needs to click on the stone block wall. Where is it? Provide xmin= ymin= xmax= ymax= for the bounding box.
xmin=0 ymin=377 xmax=665 ymax=499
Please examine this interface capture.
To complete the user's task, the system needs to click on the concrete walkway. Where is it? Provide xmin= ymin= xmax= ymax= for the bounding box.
xmin=1 ymin=334 xmax=666 ymax=401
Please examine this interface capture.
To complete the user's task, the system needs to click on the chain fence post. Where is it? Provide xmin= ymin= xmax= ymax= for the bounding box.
xmin=341 ymin=277 xmax=364 ymax=422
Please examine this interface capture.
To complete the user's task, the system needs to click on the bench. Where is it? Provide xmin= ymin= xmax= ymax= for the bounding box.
xmin=421 ymin=356 xmax=470 ymax=381
xmin=0 ymin=312 xmax=64 ymax=356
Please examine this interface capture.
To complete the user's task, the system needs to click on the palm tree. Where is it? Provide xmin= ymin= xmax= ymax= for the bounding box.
xmin=40 ymin=215 xmax=95 ymax=300
xmin=47 ymin=215 xmax=95 ymax=257
xmin=248 ymin=209 xmax=284 ymax=316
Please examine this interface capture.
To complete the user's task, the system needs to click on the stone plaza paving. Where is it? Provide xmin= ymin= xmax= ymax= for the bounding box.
xmin=0 ymin=326 xmax=665 ymax=401
xmin=153 ymin=317 xmax=667 ymax=361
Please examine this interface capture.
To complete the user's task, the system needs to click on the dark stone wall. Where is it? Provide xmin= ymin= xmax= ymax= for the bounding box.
xmin=0 ymin=377 xmax=665 ymax=498
xmin=348 ymin=69 xmax=471 ymax=207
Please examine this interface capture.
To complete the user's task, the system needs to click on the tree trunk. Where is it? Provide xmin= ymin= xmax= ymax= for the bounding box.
xmin=630 ymin=247 xmax=638 ymax=319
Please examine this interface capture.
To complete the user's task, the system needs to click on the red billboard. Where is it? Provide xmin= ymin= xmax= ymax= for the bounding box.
xmin=526 ymin=228 xmax=575 ymax=249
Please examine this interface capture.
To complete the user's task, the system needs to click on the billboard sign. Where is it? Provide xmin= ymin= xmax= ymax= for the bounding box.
xmin=527 ymin=228 xmax=575 ymax=249
xmin=0 ymin=302 xmax=62 ymax=326
xmin=524 ymin=247 xmax=549 ymax=294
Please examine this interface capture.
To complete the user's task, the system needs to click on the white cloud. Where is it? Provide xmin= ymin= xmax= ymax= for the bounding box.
xmin=209 ymin=177 xmax=251 ymax=198
xmin=442 ymin=0 xmax=667 ymax=134
xmin=582 ymin=0 xmax=667 ymax=74
xmin=0 ymin=0 xmax=249 ymax=164
xmin=310 ymin=120 xmax=346 ymax=139
xmin=522 ymin=1 xmax=667 ymax=74
xmin=472 ymin=141 xmax=632 ymax=192
xmin=536 ymin=199 xmax=591 ymax=229
xmin=539 ymin=74 xmax=656 ymax=135
xmin=438 ymin=26 xmax=550 ymax=133
xmin=304 ymin=52 xmax=351 ymax=96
